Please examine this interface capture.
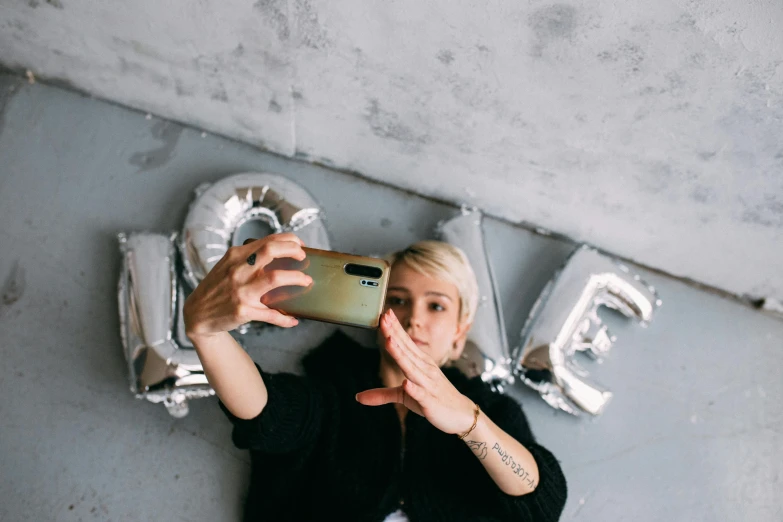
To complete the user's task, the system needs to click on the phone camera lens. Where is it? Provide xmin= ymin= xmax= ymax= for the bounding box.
xmin=345 ymin=264 xmax=382 ymax=279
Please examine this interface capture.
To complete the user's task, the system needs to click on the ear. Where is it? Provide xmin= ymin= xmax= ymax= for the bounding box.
xmin=449 ymin=321 xmax=472 ymax=360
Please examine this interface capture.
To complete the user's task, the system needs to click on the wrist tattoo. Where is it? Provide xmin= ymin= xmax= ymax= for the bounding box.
xmin=492 ymin=442 xmax=536 ymax=489
xmin=465 ymin=440 xmax=487 ymax=460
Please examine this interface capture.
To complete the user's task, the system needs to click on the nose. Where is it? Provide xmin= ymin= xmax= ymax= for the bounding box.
xmin=406 ymin=300 xmax=426 ymax=330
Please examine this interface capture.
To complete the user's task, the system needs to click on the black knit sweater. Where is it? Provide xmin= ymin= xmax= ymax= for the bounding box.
xmin=220 ymin=330 xmax=567 ymax=522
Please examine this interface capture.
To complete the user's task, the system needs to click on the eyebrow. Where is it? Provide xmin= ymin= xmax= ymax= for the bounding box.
xmin=387 ymin=287 xmax=453 ymax=301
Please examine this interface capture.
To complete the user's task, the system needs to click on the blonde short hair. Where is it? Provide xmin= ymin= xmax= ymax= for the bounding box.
xmin=385 ymin=240 xmax=479 ymax=326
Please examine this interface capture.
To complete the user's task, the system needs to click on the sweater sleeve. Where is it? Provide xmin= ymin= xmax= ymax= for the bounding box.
xmin=218 ymin=363 xmax=332 ymax=454
xmin=483 ymin=394 xmax=568 ymax=522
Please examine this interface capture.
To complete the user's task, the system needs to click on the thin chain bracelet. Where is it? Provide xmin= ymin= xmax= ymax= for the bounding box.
xmin=458 ymin=403 xmax=481 ymax=440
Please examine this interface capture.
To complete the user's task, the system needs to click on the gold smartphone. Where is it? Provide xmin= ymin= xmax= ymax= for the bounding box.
xmin=262 ymin=247 xmax=390 ymax=329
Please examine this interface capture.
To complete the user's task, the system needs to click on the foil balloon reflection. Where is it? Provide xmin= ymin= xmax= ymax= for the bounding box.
xmin=180 ymin=172 xmax=330 ymax=290
xmin=179 ymin=172 xmax=331 ymax=334
xmin=438 ymin=207 xmax=513 ymax=390
xmin=117 ymin=232 xmax=212 ymax=418
xmin=512 ymin=246 xmax=661 ymax=416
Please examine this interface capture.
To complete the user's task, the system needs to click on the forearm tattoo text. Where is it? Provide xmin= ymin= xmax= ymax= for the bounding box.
xmin=492 ymin=442 xmax=536 ymax=489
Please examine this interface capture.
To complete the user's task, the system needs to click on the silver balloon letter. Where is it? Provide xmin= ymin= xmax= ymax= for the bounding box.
xmin=179 ymin=172 xmax=331 ymax=334
xmin=438 ymin=207 xmax=513 ymax=389
xmin=117 ymin=232 xmax=213 ymax=417
xmin=179 ymin=172 xmax=330 ymax=291
xmin=513 ymin=246 xmax=661 ymax=415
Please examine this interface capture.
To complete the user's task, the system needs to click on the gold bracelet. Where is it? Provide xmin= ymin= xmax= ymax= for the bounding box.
xmin=458 ymin=403 xmax=481 ymax=440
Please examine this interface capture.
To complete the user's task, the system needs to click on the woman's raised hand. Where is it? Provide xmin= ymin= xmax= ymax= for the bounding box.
xmin=356 ymin=309 xmax=476 ymax=436
xmin=183 ymin=233 xmax=312 ymax=339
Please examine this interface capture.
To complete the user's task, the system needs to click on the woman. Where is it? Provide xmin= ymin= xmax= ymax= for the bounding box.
xmin=184 ymin=233 xmax=567 ymax=521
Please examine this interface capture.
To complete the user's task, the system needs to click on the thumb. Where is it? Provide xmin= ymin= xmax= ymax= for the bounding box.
xmin=355 ymin=386 xmax=403 ymax=406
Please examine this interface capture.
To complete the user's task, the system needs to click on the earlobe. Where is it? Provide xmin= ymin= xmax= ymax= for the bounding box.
xmin=450 ymin=337 xmax=466 ymax=361
xmin=452 ymin=321 xmax=471 ymax=353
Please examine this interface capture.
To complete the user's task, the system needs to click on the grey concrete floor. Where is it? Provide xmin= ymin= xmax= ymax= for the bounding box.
xmin=1 ymin=74 xmax=781 ymax=522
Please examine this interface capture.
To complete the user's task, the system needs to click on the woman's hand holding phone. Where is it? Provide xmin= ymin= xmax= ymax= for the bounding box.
xmin=183 ymin=233 xmax=313 ymax=339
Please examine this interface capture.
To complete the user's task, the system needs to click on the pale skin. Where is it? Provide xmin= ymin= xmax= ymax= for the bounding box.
xmin=184 ymin=233 xmax=539 ymax=497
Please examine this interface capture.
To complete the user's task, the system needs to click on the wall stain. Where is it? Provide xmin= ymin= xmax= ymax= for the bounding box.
xmin=129 ymin=121 xmax=183 ymax=172
xmin=689 ymin=186 xmax=716 ymax=204
xmin=740 ymin=195 xmax=783 ymax=228
xmin=232 ymin=43 xmax=245 ymax=57
xmin=688 ymin=52 xmax=706 ymax=69
xmin=268 ymin=98 xmax=282 ymax=112
xmin=295 ymin=0 xmax=330 ymax=49
xmin=28 ymin=0 xmax=39 ymax=7
xmin=437 ymin=49 xmax=455 ymax=65
xmin=597 ymin=41 xmax=645 ymax=74
xmin=254 ymin=0 xmax=290 ymax=41
xmin=719 ymin=104 xmax=782 ymax=174
xmin=674 ymin=12 xmax=698 ymax=32
xmin=508 ymin=113 xmax=530 ymax=129
xmin=174 ymin=79 xmax=195 ymax=97
xmin=380 ymin=218 xmax=392 ymax=228
xmin=364 ymin=98 xmax=430 ymax=149
xmin=529 ymin=4 xmax=576 ymax=57
xmin=46 ymin=0 xmax=64 ymax=8
xmin=210 ymin=87 xmax=229 ymax=102
xmin=8 ymin=19 xmax=29 ymax=31
xmin=664 ymin=71 xmax=685 ymax=92
xmin=636 ymin=161 xmax=676 ymax=194
xmin=0 ymin=260 xmax=25 ymax=318
xmin=192 ymin=54 xmax=241 ymax=105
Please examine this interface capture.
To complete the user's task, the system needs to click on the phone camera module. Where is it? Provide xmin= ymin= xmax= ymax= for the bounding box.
xmin=345 ymin=263 xmax=382 ymax=279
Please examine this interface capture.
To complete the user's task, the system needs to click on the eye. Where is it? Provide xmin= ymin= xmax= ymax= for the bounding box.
xmin=430 ymin=302 xmax=446 ymax=312
xmin=387 ymin=296 xmax=406 ymax=306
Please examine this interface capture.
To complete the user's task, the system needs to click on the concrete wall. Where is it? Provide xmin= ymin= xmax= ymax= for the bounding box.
xmin=2 ymin=0 xmax=782 ymax=302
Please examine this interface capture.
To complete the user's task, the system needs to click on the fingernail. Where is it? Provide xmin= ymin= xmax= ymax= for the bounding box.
xmin=355 ymin=394 xmax=359 ymax=401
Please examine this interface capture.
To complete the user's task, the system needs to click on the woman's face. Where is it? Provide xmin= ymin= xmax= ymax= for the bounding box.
xmin=377 ymin=261 xmax=469 ymax=367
